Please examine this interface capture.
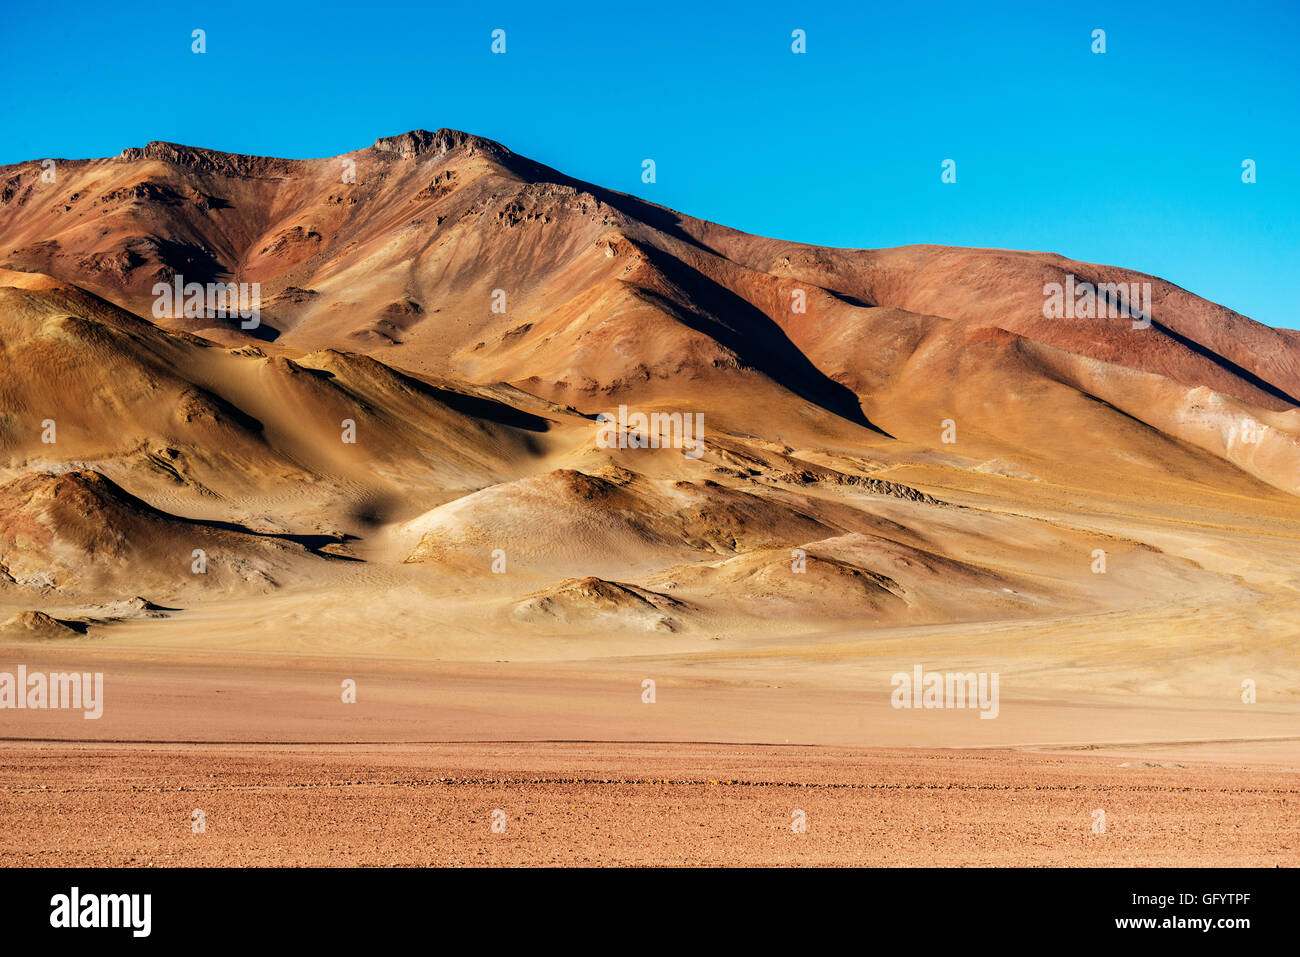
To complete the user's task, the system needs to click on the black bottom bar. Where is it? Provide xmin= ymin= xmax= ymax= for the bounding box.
xmin=0 ymin=867 xmax=1290 ymax=944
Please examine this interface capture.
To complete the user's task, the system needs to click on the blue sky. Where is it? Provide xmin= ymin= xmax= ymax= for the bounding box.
xmin=2 ymin=0 xmax=1296 ymax=326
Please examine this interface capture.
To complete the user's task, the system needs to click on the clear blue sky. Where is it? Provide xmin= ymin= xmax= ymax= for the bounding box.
xmin=2 ymin=0 xmax=1296 ymax=327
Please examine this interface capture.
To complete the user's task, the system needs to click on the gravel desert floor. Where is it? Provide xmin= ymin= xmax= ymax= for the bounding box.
xmin=1 ymin=742 xmax=1296 ymax=867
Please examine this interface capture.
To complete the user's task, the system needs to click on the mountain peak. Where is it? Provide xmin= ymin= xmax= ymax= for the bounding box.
xmin=370 ymin=128 xmax=503 ymax=158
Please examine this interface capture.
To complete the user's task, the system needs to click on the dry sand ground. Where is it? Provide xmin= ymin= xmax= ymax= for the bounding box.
xmin=1 ymin=647 xmax=1295 ymax=867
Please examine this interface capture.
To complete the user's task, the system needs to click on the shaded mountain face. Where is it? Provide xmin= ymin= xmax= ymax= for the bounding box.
xmin=0 ymin=130 xmax=1297 ymax=643
xmin=3 ymin=129 xmax=1298 ymax=484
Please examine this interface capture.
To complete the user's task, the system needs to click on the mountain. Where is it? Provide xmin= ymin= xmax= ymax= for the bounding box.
xmin=0 ymin=130 xmax=1296 ymax=654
